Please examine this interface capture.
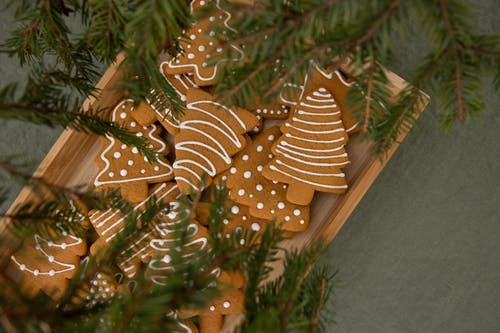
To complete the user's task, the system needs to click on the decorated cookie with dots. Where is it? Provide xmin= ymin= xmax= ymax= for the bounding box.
xmin=72 ymin=262 xmax=120 ymax=307
xmin=163 ymin=0 xmax=244 ymax=86
xmin=196 ymin=199 xmax=267 ymax=242
xmin=93 ymin=99 xmax=174 ymax=203
xmin=9 ymin=222 xmax=88 ymax=300
xmin=253 ymin=100 xmax=290 ymax=120
xmin=89 ymin=182 xmax=180 ymax=278
xmin=180 ymin=270 xmax=245 ymax=333
xmin=262 ymin=65 xmax=351 ymax=206
xmin=173 ymin=88 xmax=258 ymax=193
xmin=280 ymin=64 xmax=361 ymax=134
xmin=225 ymin=127 xmax=310 ymax=232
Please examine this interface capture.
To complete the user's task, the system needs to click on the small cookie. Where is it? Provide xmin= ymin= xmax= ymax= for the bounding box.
xmin=9 ymin=225 xmax=87 ymax=300
xmin=89 ymin=182 xmax=180 ymax=278
xmin=73 ymin=260 xmax=120 ymax=307
xmin=262 ymin=66 xmax=351 ymax=206
xmin=226 ymin=127 xmax=310 ymax=232
xmin=173 ymin=88 xmax=258 ymax=193
xmin=163 ymin=0 xmax=245 ymax=86
xmin=94 ymin=99 xmax=174 ymax=202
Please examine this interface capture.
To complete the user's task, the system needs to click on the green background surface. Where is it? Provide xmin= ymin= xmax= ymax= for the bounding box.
xmin=1 ymin=2 xmax=499 ymax=332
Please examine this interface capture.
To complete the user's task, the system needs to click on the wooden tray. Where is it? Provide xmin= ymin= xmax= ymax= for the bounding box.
xmin=1 ymin=53 xmax=428 ymax=307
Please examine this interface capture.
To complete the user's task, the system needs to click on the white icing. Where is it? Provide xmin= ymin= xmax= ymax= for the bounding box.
xmin=244 ymin=171 xmax=251 ymax=178
xmin=269 ymin=164 xmax=348 ymax=189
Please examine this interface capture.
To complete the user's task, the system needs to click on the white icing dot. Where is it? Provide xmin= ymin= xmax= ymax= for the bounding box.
xmin=61 ymin=243 xmax=66 ymax=249
xmin=121 ymin=144 xmax=127 ymax=149
xmin=209 ymin=306 xmax=215 ymax=311
xmin=240 ymin=239 xmax=245 ymax=245
xmin=132 ymin=147 xmax=139 ymax=154
xmin=206 ymin=53 xmax=211 ymax=59
xmin=222 ymin=175 xmax=227 ymax=181
xmin=48 ymin=256 xmax=54 ymax=262
xmin=202 ymin=62 xmax=207 ymax=68
xmin=300 ymin=219 xmax=305 ymax=225
xmin=271 ymin=210 xmax=275 ymax=213
xmin=108 ymin=172 xmax=114 ymax=177
xmin=244 ymin=171 xmax=251 ymax=179
xmin=230 ymin=167 xmax=237 ymax=174
xmin=140 ymin=169 xmax=146 ymax=174
xmin=231 ymin=206 xmax=240 ymax=215
xmin=209 ymin=16 xmax=215 ymax=21
xmin=198 ymin=45 xmax=206 ymax=52
xmin=268 ymin=134 xmax=275 ymax=141
xmin=238 ymin=189 xmax=245 ymax=196
xmin=127 ymin=160 xmax=134 ymax=166
xmin=268 ymin=154 xmax=273 ymax=158
xmin=242 ymin=154 xmax=249 ymax=161
xmin=209 ymin=31 xmax=215 ymax=37
xmin=278 ymin=202 xmax=285 ymax=209
xmin=187 ymin=53 xmax=195 ymax=59
xmin=216 ymin=47 xmax=222 ymax=53
xmin=113 ymin=152 xmax=121 ymax=159
xmin=187 ymin=44 xmax=191 ymax=49
xmin=256 ymin=145 xmax=263 ymax=152
xmin=33 ymin=269 xmax=39 ymax=276
xmin=144 ymin=156 xmax=149 ymax=162
xmin=19 ymin=264 xmax=25 ymax=270
xmin=120 ymin=169 xmax=128 ymax=177
xmin=271 ymin=190 xmax=277 ymax=195
xmin=223 ymin=219 xmax=229 ymax=225
xmin=181 ymin=95 xmax=187 ymax=101
xmin=256 ymin=184 xmax=263 ymax=191
xmin=242 ymin=215 xmax=247 ymax=221
xmin=249 ymin=194 xmax=253 ymax=198
xmin=257 ymin=165 xmax=263 ymax=172
xmin=208 ymin=41 xmax=214 ymax=46
xmin=285 ymin=216 xmax=290 ymax=221
xmin=190 ymin=34 xmax=196 ymax=40
xmin=136 ymin=132 xmax=143 ymax=137
xmin=162 ymin=255 xmax=171 ymax=263
xmin=120 ymin=112 xmax=127 ymax=119
xmin=154 ymin=166 xmax=160 ymax=171
xmin=257 ymin=202 xmax=264 ymax=209
xmin=251 ymin=223 xmax=261 ymax=231
xmin=223 ymin=301 xmax=231 ymax=308
xmin=130 ymin=121 xmax=137 ymax=128
xmin=121 ymin=105 xmax=126 ymax=109
xmin=283 ymin=185 xmax=287 ymax=189
xmin=293 ymin=209 xmax=301 ymax=216
xmin=197 ymin=28 xmax=202 ymax=33
xmin=257 ymin=109 xmax=261 ymax=114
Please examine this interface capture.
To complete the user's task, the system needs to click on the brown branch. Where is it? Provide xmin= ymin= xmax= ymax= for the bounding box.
xmin=309 ymin=276 xmax=327 ymax=333
xmin=469 ymin=47 xmax=500 ymax=61
xmin=437 ymin=0 xmax=465 ymax=122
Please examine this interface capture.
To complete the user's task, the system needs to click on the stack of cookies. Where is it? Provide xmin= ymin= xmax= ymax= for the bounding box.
xmin=8 ymin=1 xmax=361 ymax=332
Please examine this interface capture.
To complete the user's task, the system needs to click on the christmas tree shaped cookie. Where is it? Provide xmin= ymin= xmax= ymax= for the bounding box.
xmin=145 ymin=205 xmax=210 ymax=286
xmin=173 ymin=88 xmax=258 ymax=193
xmin=89 ymin=182 xmax=180 ymax=278
xmin=9 ymin=222 xmax=88 ymax=300
xmin=226 ymin=127 xmax=310 ymax=232
xmin=163 ymin=0 xmax=244 ymax=86
xmin=93 ymin=99 xmax=174 ymax=202
xmin=263 ymin=66 xmax=351 ymax=205
xmin=280 ymin=64 xmax=360 ymax=134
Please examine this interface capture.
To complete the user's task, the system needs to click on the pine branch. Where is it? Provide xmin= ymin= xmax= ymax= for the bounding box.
xmin=309 ymin=275 xmax=327 ymax=333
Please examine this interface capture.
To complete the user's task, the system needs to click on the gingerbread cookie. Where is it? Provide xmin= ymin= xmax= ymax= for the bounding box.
xmin=9 ymin=223 xmax=88 ymax=300
xmin=145 ymin=207 xmax=209 ymax=286
xmin=196 ymin=199 xmax=267 ymax=242
xmin=180 ymin=270 xmax=245 ymax=333
xmin=263 ymin=66 xmax=351 ymax=206
xmin=224 ymin=127 xmax=310 ymax=232
xmin=73 ymin=258 xmax=120 ymax=307
xmin=173 ymin=88 xmax=258 ymax=193
xmin=89 ymin=182 xmax=180 ymax=278
xmin=163 ymin=0 xmax=244 ymax=86
xmin=94 ymin=99 xmax=174 ymax=202
xmin=280 ymin=64 xmax=361 ymax=134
